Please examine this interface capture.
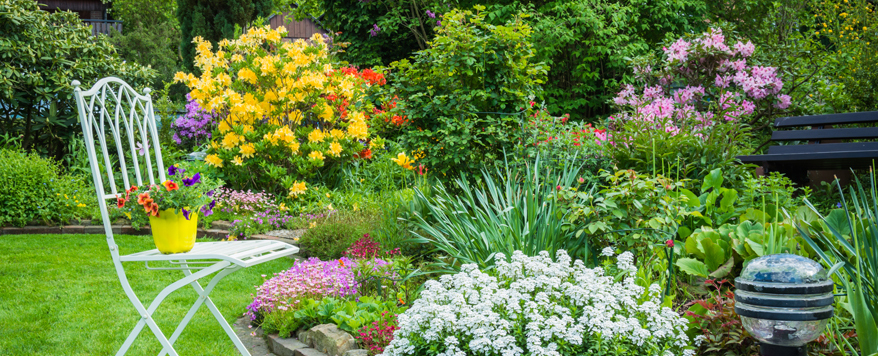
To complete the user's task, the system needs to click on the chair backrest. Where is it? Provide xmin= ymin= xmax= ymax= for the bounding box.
xmin=73 ymin=77 xmax=166 ymax=246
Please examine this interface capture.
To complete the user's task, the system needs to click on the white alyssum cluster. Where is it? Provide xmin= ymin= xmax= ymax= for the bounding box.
xmin=380 ymin=250 xmax=694 ymax=356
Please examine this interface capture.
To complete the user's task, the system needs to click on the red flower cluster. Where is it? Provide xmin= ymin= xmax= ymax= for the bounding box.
xmin=390 ymin=115 xmax=408 ymax=126
xmin=117 ymin=186 xmax=139 ymax=208
xmin=338 ymin=67 xmax=387 ymax=85
xmin=356 ymin=313 xmax=399 ymax=355
xmin=354 ymin=148 xmax=373 ymax=160
xmin=343 ymin=234 xmax=399 ymax=259
xmin=529 ymin=119 xmax=607 ymax=147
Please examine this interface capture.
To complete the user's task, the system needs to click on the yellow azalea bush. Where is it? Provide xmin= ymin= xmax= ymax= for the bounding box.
xmin=174 ymin=26 xmax=386 ymax=198
xmin=812 ymin=0 xmax=878 ymax=110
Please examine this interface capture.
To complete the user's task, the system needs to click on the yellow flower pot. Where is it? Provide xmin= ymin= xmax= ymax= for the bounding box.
xmin=149 ymin=208 xmax=198 ymax=254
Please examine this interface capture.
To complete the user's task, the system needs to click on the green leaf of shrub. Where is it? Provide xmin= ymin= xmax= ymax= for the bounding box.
xmin=676 ymin=258 xmax=710 ymax=278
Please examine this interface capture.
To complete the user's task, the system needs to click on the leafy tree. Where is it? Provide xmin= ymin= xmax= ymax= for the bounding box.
xmin=177 ymin=0 xmax=274 ymax=71
xmin=107 ymin=0 xmax=177 ymax=27
xmin=282 ymin=0 xmax=426 ymax=66
xmin=529 ymin=0 xmax=707 ymax=120
xmin=0 ymin=0 xmax=156 ymax=159
xmin=105 ymin=0 xmax=182 ymax=93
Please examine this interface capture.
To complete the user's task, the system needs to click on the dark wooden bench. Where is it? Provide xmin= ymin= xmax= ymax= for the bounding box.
xmin=737 ymin=111 xmax=878 ymax=184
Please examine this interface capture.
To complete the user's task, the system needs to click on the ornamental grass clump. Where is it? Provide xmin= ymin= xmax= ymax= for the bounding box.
xmin=380 ymin=250 xmax=694 ymax=356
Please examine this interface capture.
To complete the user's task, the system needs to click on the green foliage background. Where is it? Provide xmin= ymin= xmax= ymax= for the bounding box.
xmin=0 ymin=0 xmax=155 ymax=159
xmin=381 ymin=7 xmax=546 ymax=176
xmin=107 ymin=0 xmax=183 ymax=95
xmin=177 ymin=0 xmax=274 ymax=71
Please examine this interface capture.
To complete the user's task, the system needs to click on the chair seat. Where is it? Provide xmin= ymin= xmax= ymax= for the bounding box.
xmin=120 ymin=240 xmax=299 ymax=268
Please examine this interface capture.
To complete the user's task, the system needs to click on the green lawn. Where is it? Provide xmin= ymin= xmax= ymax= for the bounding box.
xmin=0 ymin=234 xmax=294 ymax=356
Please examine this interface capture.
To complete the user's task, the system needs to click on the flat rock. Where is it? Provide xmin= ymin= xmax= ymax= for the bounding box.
xmin=263 ymin=229 xmax=306 ymax=240
xmin=294 ymin=349 xmax=328 ymax=356
xmin=84 ymin=225 xmax=105 ymax=234
xmin=267 ymin=334 xmax=309 ymax=356
xmin=211 ymin=220 xmax=233 ymax=230
xmin=342 ymin=350 xmax=368 ymax=356
xmin=298 ymin=324 xmax=357 ymax=356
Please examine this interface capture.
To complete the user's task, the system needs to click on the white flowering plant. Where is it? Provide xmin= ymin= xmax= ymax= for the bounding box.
xmin=380 ymin=249 xmax=694 ymax=356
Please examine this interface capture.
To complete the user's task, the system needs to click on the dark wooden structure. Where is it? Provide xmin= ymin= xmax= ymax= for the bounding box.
xmin=737 ymin=111 xmax=878 ymax=184
xmin=35 ymin=0 xmax=121 ymax=35
xmin=268 ymin=12 xmax=327 ymax=41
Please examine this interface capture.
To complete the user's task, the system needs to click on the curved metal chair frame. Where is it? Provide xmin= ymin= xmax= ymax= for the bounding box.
xmin=73 ymin=77 xmax=298 ymax=356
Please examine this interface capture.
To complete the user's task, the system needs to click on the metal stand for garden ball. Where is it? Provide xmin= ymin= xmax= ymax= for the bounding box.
xmin=759 ymin=343 xmax=807 ymax=356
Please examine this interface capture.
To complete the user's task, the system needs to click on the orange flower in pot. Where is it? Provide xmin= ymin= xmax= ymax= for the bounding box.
xmin=116 ymin=165 xmax=219 ymax=254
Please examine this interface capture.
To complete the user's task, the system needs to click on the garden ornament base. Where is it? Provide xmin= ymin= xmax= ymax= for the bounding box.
xmin=759 ymin=343 xmax=807 ymax=356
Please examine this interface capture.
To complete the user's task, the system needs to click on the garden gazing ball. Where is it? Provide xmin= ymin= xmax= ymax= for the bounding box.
xmin=734 ymin=254 xmax=834 ymax=349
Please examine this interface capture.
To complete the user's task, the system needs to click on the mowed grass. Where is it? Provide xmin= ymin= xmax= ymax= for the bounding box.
xmin=0 ymin=234 xmax=295 ymax=356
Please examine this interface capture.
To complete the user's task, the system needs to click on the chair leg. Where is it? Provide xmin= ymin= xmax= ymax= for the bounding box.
xmin=158 ymin=265 xmax=249 ymax=356
xmin=114 ymin=260 xmax=232 ymax=356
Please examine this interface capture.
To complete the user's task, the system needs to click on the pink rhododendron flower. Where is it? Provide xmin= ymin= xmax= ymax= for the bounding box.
xmin=734 ymin=40 xmax=756 ymax=57
xmin=664 ymin=39 xmax=691 ymax=62
xmin=775 ymin=94 xmax=792 ymax=109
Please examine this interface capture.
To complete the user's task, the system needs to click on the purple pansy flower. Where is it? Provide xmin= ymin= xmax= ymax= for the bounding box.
xmin=183 ymin=172 xmax=201 ymax=187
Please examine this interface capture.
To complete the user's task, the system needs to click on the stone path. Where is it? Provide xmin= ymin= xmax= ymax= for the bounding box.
xmin=234 ymin=317 xmax=273 ymax=356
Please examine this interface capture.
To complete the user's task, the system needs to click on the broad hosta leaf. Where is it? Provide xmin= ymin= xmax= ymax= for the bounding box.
xmin=701 ymin=168 xmax=724 ymax=192
xmin=699 ymin=237 xmax=726 ymax=271
xmin=709 ymin=256 xmax=735 ymax=279
xmin=676 ymin=258 xmax=710 ymax=278
xmin=823 ymin=209 xmax=852 ymax=237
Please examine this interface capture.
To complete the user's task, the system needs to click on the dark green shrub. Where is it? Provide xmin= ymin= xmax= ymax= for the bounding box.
xmin=381 ymin=6 xmax=546 ymax=178
xmin=0 ymin=0 xmax=156 ymax=159
xmin=298 ymin=213 xmax=372 ymax=260
xmin=0 ymin=148 xmax=95 ymax=227
xmin=107 ymin=0 xmax=183 ymax=95
xmin=530 ymin=0 xmax=706 ymax=119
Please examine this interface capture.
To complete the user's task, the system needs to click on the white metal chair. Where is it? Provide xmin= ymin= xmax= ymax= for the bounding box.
xmin=73 ymin=77 xmax=299 ymax=356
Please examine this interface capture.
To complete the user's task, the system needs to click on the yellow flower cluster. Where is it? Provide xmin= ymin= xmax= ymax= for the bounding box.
xmin=391 ymin=152 xmax=415 ymax=170
xmin=174 ymin=25 xmax=385 ymax=196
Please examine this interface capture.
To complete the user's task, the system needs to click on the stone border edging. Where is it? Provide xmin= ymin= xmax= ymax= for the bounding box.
xmin=0 ymin=224 xmax=231 ymax=238
xmin=0 ymin=223 xmax=303 ymax=247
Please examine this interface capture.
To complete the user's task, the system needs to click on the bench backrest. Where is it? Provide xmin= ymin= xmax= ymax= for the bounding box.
xmin=771 ymin=111 xmax=878 ymax=143
xmin=774 ymin=111 xmax=878 ymax=128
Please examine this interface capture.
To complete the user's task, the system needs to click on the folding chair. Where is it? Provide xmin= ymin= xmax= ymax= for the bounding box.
xmin=73 ymin=77 xmax=298 ymax=356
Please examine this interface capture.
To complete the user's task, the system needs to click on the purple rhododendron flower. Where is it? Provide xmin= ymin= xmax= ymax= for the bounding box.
xmin=171 ymin=94 xmax=216 ymax=149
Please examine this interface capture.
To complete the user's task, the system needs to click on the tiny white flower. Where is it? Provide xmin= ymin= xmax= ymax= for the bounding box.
xmin=600 ymin=246 xmax=615 ymax=257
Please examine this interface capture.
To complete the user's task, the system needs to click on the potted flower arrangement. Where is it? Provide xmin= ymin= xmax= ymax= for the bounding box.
xmin=117 ymin=165 xmax=218 ymax=254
